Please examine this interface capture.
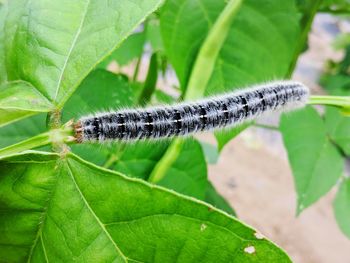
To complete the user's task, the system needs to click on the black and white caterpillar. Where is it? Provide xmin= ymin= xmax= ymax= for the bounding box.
xmin=74 ymin=81 xmax=309 ymax=142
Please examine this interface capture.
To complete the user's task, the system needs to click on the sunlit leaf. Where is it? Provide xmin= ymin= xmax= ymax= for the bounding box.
xmin=0 ymin=81 xmax=52 ymax=127
xmin=333 ymin=177 xmax=350 ymax=239
xmin=280 ymin=107 xmax=344 ymax=213
xmin=0 ymin=151 xmax=291 ymax=262
xmin=3 ymin=0 xmax=163 ymax=107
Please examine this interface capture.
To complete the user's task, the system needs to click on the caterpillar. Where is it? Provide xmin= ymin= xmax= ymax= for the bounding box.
xmin=74 ymin=81 xmax=309 ymax=143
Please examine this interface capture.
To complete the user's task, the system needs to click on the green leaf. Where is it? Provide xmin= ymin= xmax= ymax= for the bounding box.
xmin=215 ymin=124 xmax=249 ymax=152
xmin=160 ymin=0 xmax=300 ymax=93
xmin=97 ymin=32 xmax=146 ymax=69
xmin=63 ymin=69 xmax=134 ymax=120
xmin=146 ymin=17 xmax=164 ymax=52
xmin=325 ymin=107 xmax=350 ymax=156
xmin=160 ymin=0 xmax=300 ymax=149
xmin=333 ymin=177 xmax=350 ymax=239
xmin=0 ymin=2 xmax=7 ymax=84
xmin=280 ymin=107 xmax=344 ymax=213
xmin=0 ymin=81 xmax=52 ymax=127
xmin=320 ymin=74 xmax=350 ymax=95
xmin=3 ymin=0 xmax=163 ymax=107
xmin=115 ymin=140 xmax=209 ymax=200
xmin=0 ymin=151 xmax=291 ymax=262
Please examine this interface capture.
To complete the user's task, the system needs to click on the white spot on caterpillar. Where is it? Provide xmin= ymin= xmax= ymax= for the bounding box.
xmin=254 ymin=232 xmax=264 ymax=239
xmin=244 ymin=245 xmax=256 ymax=254
xmin=200 ymin=223 xmax=207 ymax=232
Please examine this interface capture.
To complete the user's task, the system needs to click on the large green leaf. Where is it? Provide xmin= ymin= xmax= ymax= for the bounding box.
xmin=160 ymin=0 xmax=300 ymax=149
xmin=333 ymin=177 xmax=350 ymax=239
xmin=0 ymin=151 xmax=291 ymax=262
xmin=280 ymin=107 xmax=344 ymax=213
xmin=215 ymin=123 xmax=249 ymax=152
xmin=3 ymin=0 xmax=163 ymax=107
xmin=0 ymin=81 xmax=52 ymax=127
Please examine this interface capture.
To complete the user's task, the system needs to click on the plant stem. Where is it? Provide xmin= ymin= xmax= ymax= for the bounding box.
xmin=103 ymin=154 xmax=119 ymax=168
xmin=0 ymin=132 xmax=51 ymax=158
xmin=148 ymin=0 xmax=242 ymax=184
xmin=184 ymin=0 xmax=243 ymax=100
xmin=287 ymin=0 xmax=323 ymax=77
xmin=254 ymin=123 xmax=280 ymax=131
xmin=147 ymin=139 xmax=184 ymax=183
xmin=0 ymin=121 xmax=74 ymax=158
xmin=133 ymin=56 xmax=142 ymax=81
xmin=138 ymin=52 xmax=158 ymax=105
xmin=308 ymin=95 xmax=350 ymax=113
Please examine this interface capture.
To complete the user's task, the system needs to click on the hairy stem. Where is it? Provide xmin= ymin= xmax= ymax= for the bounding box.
xmin=148 ymin=0 xmax=242 ymax=183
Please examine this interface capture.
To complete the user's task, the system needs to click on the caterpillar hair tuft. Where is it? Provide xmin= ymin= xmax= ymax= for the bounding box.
xmin=74 ymin=81 xmax=309 ymax=143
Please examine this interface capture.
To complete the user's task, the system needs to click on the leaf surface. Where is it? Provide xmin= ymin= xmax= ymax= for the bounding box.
xmin=280 ymin=107 xmax=344 ymax=213
xmin=0 ymin=151 xmax=291 ymax=262
xmin=97 ymin=32 xmax=146 ymax=68
xmin=333 ymin=177 xmax=350 ymax=239
xmin=3 ymin=0 xmax=163 ymax=107
xmin=0 ymin=81 xmax=52 ymax=127
xmin=115 ymin=140 xmax=209 ymax=200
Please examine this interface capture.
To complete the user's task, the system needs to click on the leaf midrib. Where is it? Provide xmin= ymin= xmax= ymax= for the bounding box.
xmin=53 ymin=0 xmax=90 ymax=103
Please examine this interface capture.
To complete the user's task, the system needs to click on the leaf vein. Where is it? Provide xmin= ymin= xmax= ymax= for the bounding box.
xmin=66 ymin=161 xmax=128 ymax=262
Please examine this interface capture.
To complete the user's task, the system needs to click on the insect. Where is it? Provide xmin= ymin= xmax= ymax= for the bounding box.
xmin=74 ymin=81 xmax=309 ymax=143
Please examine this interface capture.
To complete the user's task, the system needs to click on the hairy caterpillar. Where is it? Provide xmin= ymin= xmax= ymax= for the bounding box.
xmin=74 ymin=81 xmax=309 ymax=143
